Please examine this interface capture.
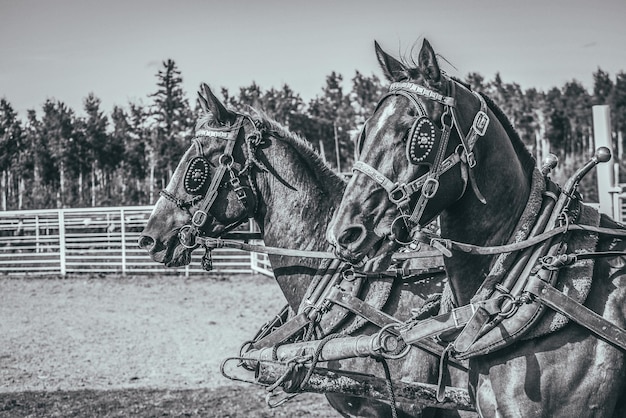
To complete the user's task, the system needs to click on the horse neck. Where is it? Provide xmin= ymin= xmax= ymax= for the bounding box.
xmin=251 ymin=136 xmax=345 ymax=309
xmin=440 ymin=116 xmax=533 ymax=306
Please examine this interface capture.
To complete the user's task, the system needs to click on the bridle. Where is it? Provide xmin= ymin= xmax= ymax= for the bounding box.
xmin=160 ymin=114 xmax=265 ymax=249
xmin=353 ymin=77 xmax=490 ymax=244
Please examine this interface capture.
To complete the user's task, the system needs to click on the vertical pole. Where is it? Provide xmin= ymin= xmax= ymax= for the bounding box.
xmin=318 ymin=140 xmax=327 ymax=162
xmin=58 ymin=209 xmax=66 ymax=276
xmin=535 ymin=131 xmax=542 ymax=165
xmin=120 ymin=208 xmax=127 ymax=275
xmin=35 ymin=215 xmax=40 ymax=253
xmin=618 ymin=131 xmax=624 ymax=163
xmin=334 ymin=122 xmax=341 ymax=172
xmin=249 ymin=220 xmax=255 ymax=273
xmin=592 ymin=105 xmax=615 ymax=217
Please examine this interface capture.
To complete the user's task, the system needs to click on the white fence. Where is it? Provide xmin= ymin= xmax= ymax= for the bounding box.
xmin=613 ymin=192 xmax=626 ymax=224
xmin=0 ymin=206 xmax=272 ymax=277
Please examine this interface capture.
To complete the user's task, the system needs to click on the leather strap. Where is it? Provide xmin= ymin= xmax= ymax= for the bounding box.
xmin=527 ymin=275 xmax=626 ymax=351
xmin=394 ymin=223 xmax=626 ymax=259
xmin=199 ymin=237 xmax=336 ymax=258
xmin=452 ymin=306 xmax=492 ymax=353
xmin=399 ymin=298 xmax=503 ymax=346
xmin=250 ymin=311 xmax=311 ymax=349
xmin=325 ymin=287 xmax=469 ymax=370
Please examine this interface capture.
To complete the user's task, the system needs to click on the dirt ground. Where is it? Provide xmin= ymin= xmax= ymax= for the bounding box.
xmin=0 ymin=274 xmax=339 ymax=417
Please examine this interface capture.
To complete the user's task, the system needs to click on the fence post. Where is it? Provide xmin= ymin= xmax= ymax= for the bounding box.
xmin=120 ymin=208 xmax=127 ymax=275
xmin=249 ymin=221 xmax=256 ymax=272
xmin=58 ymin=209 xmax=66 ymax=276
xmin=592 ymin=105 xmax=616 ymax=217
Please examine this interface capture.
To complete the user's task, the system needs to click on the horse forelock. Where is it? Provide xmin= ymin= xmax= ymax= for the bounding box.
xmin=195 ymin=113 xmax=217 ymax=131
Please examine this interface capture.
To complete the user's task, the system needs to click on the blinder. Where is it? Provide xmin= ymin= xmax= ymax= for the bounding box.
xmin=184 ymin=156 xmax=212 ymax=195
xmin=406 ymin=116 xmax=439 ymax=166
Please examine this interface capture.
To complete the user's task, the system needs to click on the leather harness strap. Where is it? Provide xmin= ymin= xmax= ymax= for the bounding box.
xmin=399 ymin=298 xmax=504 ymax=347
xmin=526 ymin=275 xmax=626 ymax=351
xmin=325 ymin=287 xmax=468 ymax=370
xmin=393 ymin=223 xmax=626 ymax=259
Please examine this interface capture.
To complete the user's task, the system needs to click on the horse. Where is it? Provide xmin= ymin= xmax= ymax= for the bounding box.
xmin=327 ymin=39 xmax=626 ymax=417
xmin=139 ymin=83 xmax=472 ymax=418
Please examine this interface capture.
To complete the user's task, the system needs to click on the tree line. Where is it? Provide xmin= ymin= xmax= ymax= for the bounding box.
xmin=0 ymin=59 xmax=625 ymax=210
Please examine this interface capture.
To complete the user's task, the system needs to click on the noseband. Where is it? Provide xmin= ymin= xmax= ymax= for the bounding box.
xmin=354 ymin=78 xmax=490 ymax=244
xmin=160 ymin=114 xmax=264 ymax=248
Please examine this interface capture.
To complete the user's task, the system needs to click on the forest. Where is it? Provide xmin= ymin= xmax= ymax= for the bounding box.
xmin=0 ymin=59 xmax=625 ymax=210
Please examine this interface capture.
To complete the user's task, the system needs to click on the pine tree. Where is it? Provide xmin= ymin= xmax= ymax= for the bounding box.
xmin=0 ymin=100 xmax=23 ymax=210
xmin=148 ymin=59 xmax=192 ymax=201
xmin=40 ymin=100 xmax=77 ymax=208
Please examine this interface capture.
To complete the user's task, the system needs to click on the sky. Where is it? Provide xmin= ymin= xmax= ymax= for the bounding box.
xmin=1 ymin=0 xmax=625 ymax=119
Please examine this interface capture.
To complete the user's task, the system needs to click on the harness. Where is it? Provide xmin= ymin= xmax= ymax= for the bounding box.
xmin=348 ymin=75 xmax=626 ymax=401
xmin=354 ymin=78 xmax=489 ymax=244
xmin=160 ymin=115 xmax=263 ymax=251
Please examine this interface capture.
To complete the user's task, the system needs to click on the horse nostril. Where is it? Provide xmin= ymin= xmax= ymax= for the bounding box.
xmin=337 ymin=225 xmax=366 ymax=247
xmin=138 ymin=234 xmax=155 ymax=251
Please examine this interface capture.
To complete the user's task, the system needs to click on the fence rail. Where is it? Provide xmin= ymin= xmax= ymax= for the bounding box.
xmin=0 ymin=206 xmax=271 ymax=277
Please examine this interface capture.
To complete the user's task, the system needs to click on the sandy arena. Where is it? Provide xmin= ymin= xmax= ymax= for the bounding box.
xmin=0 ymin=274 xmax=339 ymax=417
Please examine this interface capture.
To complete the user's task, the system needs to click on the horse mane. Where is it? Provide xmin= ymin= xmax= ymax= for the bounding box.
xmin=251 ymin=109 xmax=347 ymax=193
xmin=195 ymin=109 xmax=346 ymax=194
xmin=478 ymin=92 xmax=537 ymax=175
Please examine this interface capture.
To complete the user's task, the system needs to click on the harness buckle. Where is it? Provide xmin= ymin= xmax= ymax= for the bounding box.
xmin=390 ymin=214 xmax=414 ymax=245
xmin=178 ymin=225 xmax=197 ymax=249
xmin=389 ymin=184 xmax=409 ymax=206
xmin=192 ymin=210 xmax=209 ymax=227
xmin=234 ymin=186 xmax=247 ymax=202
xmin=422 ymin=177 xmax=439 ymax=198
xmin=466 ymin=151 xmax=477 ymax=168
xmin=473 ymin=111 xmax=490 ymax=136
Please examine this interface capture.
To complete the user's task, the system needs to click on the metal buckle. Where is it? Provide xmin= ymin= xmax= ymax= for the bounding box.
xmin=192 ymin=210 xmax=208 ymax=227
xmin=178 ymin=225 xmax=197 ymax=248
xmin=390 ymin=214 xmax=413 ymax=245
xmin=219 ymin=154 xmax=234 ymax=167
xmin=389 ymin=184 xmax=409 ymax=206
xmin=452 ymin=307 xmax=462 ymax=328
xmin=466 ymin=151 xmax=477 ymax=168
xmin=473 ymin=111 xmax=489 ymax=136
xmin=422 ymin=178 xmax=439 ymax=198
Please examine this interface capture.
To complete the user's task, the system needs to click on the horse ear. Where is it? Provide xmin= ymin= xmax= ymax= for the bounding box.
xmin=418 ymin=39 xmax=441 ymax=84
xmin=375 ymin=41 xmax=407 ymax=82
xmin=197 ymin=83 xmax=237 ymax=125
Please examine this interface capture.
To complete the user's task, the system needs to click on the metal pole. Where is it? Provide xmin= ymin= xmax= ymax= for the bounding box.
xmin=334 ymin=122 xmax=341 ymax=172
xmin=58 ymin=209 xmax=66 ymax=276
xmin=245 ymin=333 xmax=402 ymax=364
xmin=120 ymin=208 xmax=127 ymax=275
xmin=255 ymin=362 xmax=475 ymax=411
xmin=318 ymin=140 xmax=326 ymax=162
xmin=592 ymin=105 xmax=615 ymax=216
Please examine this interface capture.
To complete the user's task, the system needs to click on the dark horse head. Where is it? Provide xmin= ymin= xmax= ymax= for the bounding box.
xmin=329 ymin=39 xmax=534 ymax=303
xmin=139 ymin=83 xmax=263 ymax=268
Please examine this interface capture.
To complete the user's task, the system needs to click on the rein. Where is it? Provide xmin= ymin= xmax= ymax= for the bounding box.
xmin=393 ymin=223 xmax=626 ymax=259
xmin=198 ymin=235 xmax=443 ymax=260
